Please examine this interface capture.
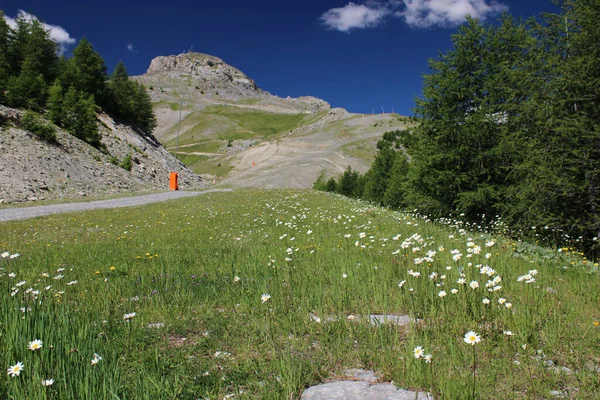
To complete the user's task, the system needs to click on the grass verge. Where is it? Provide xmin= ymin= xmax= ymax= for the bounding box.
xmin=0 ymin=190 xmax=597 ymax=398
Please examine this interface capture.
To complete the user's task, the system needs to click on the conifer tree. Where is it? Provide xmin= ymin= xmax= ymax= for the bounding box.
xmin=383 ymin=152 xmax=409 ymax=209
xmin=337 ymin=166 xmax=360 ymax=198
xmin=108 ymin=61 xmax=156 ymax=135
xmin=62 ymin=87 xmax=100 ymax=146
xmin=69 ymin=37 xmax=108 ymax=107
xmin=47 ymin=79 xmax=64 ymax=125
xmin=0 ymin=11 xmax=11 ymax=101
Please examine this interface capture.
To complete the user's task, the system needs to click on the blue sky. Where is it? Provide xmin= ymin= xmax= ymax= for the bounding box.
xmin=2 ymin=1 xmax=559 ymax=115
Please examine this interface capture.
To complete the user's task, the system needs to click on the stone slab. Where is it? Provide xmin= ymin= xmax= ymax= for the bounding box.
xmin=301 ymin=381 xmax=429 ymax=400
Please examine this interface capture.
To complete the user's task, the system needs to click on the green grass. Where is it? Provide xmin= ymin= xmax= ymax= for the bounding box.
xmin=236 ymin=98 xmax=261 ymax=105
xmin=165 ymin=106 xmax=308 ymax=147
xmin=174 ymin=153 xmax=208 ymax=167
xmin=0 ymin=190 xmax=598 ymax=399
xmin=207 ymin=106 xmax=306 ymax=137
xmin=171 ymin=140 xmax=226 ymax=155
xmin=340 ymin=139 xmax=379 ymax=163
xmin=174 ymin=153 xmax=233 ymax=177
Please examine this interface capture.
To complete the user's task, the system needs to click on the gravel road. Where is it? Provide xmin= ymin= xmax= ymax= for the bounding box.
xmin=0 ymin=190 xmax=231 ymax=222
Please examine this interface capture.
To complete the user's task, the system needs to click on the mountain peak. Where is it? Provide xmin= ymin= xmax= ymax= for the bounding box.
xmin=146 ymin=52 xmax=258 ymax=93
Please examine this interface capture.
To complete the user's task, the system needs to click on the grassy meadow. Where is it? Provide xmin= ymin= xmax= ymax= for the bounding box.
xmin=0 ymin=190 xmax=598 ymax=399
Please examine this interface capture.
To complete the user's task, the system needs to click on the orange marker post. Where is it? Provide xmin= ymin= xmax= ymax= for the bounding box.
xmin=169 ymin=172 xmax=179 ymax=190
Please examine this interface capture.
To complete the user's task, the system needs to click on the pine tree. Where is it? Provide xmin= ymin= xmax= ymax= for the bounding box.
xmin=325 ymin=178 xmax=337 ymax=192
xmin=131 ymin=81 xmax=157 ymax=135
xmin=4 ymin=13 xmax=58 ymax=109
xmin=69 ymin=37 xmax=108 ymax=107
xmin=108 ymin=61 xmax=133 ymax=120
xmin=502 ymin=0 xmax=600 ymax=254
xmin=5 ymin=70 xmax=47 ymax=110
xmin=383 ymin=152 xmax=409 ymax=209
xmin=47 ymin=79 xmax=64 ymax=125
xmin=406 ymin=16 xmax=541 ymax=219
xmin=62 ymin=87 xmax=100 ymax=146
xmin=10 ymin=15 xmax=58 ymax=82
xmin=337 ymin=166 xmax=360 ymax=198
xmin=0 ymin=10 xmax=12 ymax=101
xmin=108 ymin=61 xmax=157 ymax=135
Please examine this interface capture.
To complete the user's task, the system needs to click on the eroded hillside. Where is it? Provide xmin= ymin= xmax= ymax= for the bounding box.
xmin=0 ymin=106 xmax=204 ymax=204
xmin=135 ymin=52 xmax=412 ymax=188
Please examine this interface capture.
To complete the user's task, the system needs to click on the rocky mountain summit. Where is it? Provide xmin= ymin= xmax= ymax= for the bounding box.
xmin=0 ymin=106 xmax=204 ymax=204
xmin=137 ymin=52 xmax=331 ymax=114
xmin=146 ymin=53 xmax=259 ymax=95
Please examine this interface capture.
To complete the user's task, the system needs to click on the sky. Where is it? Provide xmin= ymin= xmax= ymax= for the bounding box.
xmin=2 ymin=0 xmax=560 ymax=115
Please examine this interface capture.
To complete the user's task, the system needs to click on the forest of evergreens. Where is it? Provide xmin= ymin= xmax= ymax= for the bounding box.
xmin=322 ymin=0 xmax=599 ymax=259
xmin=0 ymin=10 xmax=156 ymax=146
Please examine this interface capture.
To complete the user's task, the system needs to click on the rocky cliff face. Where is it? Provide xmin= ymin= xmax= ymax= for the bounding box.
xmin=137 ymin=52 xmax=331 ymax=113
xmin=0 ymin=106 xmax=204 ymax=204
xmin=145 ymin=53 xmax=258 ymax=97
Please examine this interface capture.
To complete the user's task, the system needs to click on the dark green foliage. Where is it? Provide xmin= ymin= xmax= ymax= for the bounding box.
xmin=326 ymin=5 xmax=600 ymax=257
xmin=8 ymin=15 xmax=58 ymax=83
xmin=20 ymin=110 xmax=56 ymax=142
xmin=404 ymin=15 xmax=542 ymax=220
xmin=5 ymin=69 xmax=47 ymax=110
xmin=48 ymin=80 xmax=101 ymax=147
xmin=382 ymin=153 xmax=409 ymax=209
xmin=0 ymin=11 xmax=11 ymax=102
xmin=501 ymin=0 xmax=600 ymax=254
xmin=46 ymin=79 xmax=64 ymax=125
xmin=120 ymin=153 xmax=133 ymax=171
xmin=325 ymin=178 xmax=337 ymax=193
xmin=132 ymin=81 xmax=157 ymax=134
xmin=107 ymin=62 xmax=157 ymax=135
xmin=362 ymin=145 xmax=396 ymax=204
xmin=61 ymin=87 xmax=100 ymax=146
xmin=0 ymin=10 xmax=156 ymax=139
xmin=337 ymin=166 xmax=361 ymax=198
xmin=67 ymin=37 xmax=108 ymax=107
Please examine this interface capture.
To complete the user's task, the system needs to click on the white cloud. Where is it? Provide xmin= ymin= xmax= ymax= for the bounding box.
xmin=3 ymin=10 xmax=75 ymax=51
xmin=320 ymin=0 xmax=508 ymax=31
xmin=398 ymin=0 xmax=508 ymax=28
xmin=127 ymin=43 xmax=135 ymax=52
xmin=320 ymin=2 xmax=392 ymax=33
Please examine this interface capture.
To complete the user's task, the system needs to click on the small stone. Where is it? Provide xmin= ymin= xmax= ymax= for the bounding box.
xmin=369 ymin=314 xmax=411 ymax=327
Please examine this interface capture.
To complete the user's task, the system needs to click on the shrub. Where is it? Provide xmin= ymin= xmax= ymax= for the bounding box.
xmin=20 ymin=111 xmax=56 ymax=142
xmin=325 ymin=178 xmax=337 ymax=192
xmin=120 ymin=153 xmax=132 ymax=171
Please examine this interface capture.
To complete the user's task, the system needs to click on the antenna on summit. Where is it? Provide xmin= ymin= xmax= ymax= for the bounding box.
xmin=381 ymin=106 xmax=385 ymax=115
